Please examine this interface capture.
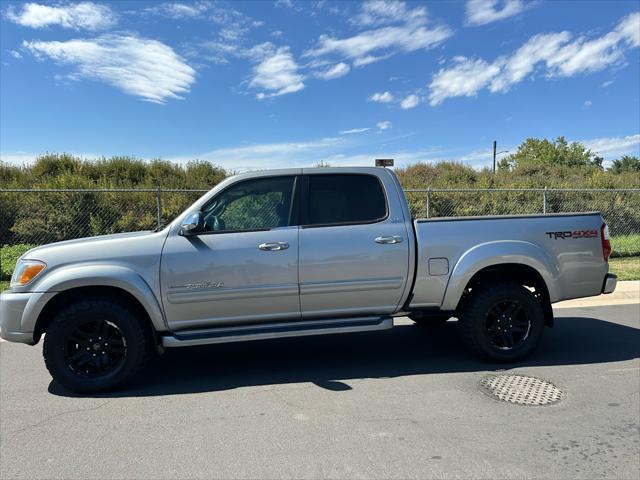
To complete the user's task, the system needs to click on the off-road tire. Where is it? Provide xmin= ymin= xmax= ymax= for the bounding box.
xmin=458 ymin=281 xmax=544 ymax=362
xmin=43 ymin=297 xmax=151 ymax=393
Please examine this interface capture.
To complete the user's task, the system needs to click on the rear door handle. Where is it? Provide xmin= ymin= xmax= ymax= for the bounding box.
xmin=259 ymin=242 xmax=289 ymax=251
xmin=375 ymin=236 xmax=403 ymax=244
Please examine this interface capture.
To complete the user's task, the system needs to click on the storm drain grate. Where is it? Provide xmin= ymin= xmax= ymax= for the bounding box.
xmin=479 ymin=374 xmax=566 ymax=406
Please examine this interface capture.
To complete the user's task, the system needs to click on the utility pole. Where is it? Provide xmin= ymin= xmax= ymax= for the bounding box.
xmin=492 ymin=140 xmax=497 ymax=174
xmin=492 ymin=142 xmax=509 ymax=174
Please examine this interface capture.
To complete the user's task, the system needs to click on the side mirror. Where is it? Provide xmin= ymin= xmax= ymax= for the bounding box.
xmin=179 ymin=211 xmax=203 ymax=236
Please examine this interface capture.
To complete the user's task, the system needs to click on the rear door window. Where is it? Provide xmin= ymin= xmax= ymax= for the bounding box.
xmin=304 ymin=174 xmax=387 ymax=226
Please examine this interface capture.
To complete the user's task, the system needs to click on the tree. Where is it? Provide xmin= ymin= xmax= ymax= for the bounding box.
xmin=498 ymin=136 xmax=603 ymax=171
xmin=609 ymin=155 xmax=640 ymax=174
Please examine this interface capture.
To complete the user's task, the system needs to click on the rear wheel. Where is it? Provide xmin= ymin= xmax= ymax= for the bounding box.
xmin=458 ymin=281 xmax=544 ymax=362
xmin=43 ymin=298 xmax=151 ymax=393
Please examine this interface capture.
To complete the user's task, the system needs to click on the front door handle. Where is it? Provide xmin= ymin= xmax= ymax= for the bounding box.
xmin=375 ymin=236 xmax=404 ymax=244
xmin=259 ymin=242 xmax=289 ymax=251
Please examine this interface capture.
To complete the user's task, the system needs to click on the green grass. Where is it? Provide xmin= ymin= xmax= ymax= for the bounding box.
xmin=608 ymin=256 xmax=640 ymax=281
xmin=610 ymin=234 xmax=640 ymax=258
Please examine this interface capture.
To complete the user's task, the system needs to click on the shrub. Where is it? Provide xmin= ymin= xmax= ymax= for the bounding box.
xmin=0 ymin=244 xmax=36 ymax=280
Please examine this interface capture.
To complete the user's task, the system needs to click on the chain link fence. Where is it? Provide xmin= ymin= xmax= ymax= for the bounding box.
xmin=404 ymin=188 xmax=640 ymax=259
xmin=1 ymin=187 xmax=639 ymax=283
xmin=404 ymin=188 xmax=640 ymax=233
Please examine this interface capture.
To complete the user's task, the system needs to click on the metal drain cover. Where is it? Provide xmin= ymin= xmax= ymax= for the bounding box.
xmin=479 ymin=374 xmax=566 ymax=406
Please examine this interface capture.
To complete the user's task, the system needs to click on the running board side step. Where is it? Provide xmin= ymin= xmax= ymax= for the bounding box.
xmin=162 ymin=316 xmax=393 ymax=348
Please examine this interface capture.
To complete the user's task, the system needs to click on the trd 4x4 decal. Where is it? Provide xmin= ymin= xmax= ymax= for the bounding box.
xmin=545 ymin=230 xmax=598 ymax=239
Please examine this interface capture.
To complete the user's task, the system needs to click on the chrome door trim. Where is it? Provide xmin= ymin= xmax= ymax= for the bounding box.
xmin=300 ymin=277 xmax=404 ymax=295
xmin=166 ymin=283 xmax=299 ymax=304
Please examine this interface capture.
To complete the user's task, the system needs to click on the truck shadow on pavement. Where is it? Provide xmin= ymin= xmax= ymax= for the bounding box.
xmin=49 ymin=315 xmax=640 ymax=398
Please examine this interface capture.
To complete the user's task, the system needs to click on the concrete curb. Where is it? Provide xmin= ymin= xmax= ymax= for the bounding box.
xmin=553 ymin=280 xmax=639 ymax=309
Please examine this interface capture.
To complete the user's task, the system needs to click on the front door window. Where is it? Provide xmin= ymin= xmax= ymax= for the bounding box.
xmin=202 ymin=176 xmax=297 ymax=232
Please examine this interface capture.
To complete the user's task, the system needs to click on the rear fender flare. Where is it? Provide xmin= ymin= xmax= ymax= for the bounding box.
xmin=441 ymin=240 xmax=560 ymax=311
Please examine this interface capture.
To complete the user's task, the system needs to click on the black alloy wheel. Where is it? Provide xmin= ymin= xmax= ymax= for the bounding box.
xmin=484 ymin=300 xmax=531 ymax=350
xmin=458 ymin=281 xmax=545 ymax=362
xmin=43 ymin=297 xmax=151 ymax=393
xmin=65 ymin=320 xmax=127 ymax=378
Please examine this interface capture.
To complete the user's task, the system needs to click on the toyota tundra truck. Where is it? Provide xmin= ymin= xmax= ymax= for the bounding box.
xmin=0 ymin=167 xmax=617 ymax=392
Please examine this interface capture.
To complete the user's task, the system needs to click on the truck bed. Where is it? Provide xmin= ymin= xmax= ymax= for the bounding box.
xmin=409 ymin=212 xmax=608 ymax=310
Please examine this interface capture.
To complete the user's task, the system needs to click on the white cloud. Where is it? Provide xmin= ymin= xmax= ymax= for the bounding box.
xmin=601 ymin=80 xmax=614 ymax=88
xmin=6 ymin=2 xmax=116 ymax=30
xmin=369 ymin=91 xmax=394 ymax=103
xmin=206 ymin=2 xmax=449 ymax=98
xmin=339 ymin=127 xmax=370 ymax=135
xmin=400 ymin=93 xmax=420 ymax=109
xmin=445 ymin=148 xmax=496 ymax=166
xmin=165 ymin=131 xmax=426 ymax=170
xmin=546 ymin=13 xmax=640 ymax=78
xmin=144 ymin=2 xmax=208 ymax=19
xmin=306 ymin=24 xmax=452 ymax=66
xmin=465 ymin=0 xmax=529 ymax=26
xmin=174 ymin=3 xmax=264 ymax=66
xmin=23 ymin=35 xmax=196 ymax=104
xmin=199 ymin=41 xmax=239 ymax=64
xmin=241 ymin=42 xmax=278 ymax=61
xmin=337 ymin=121 xmax=392 ymax=135
xmin=304 ymin=2 xmax=453 ymax=68
xmin=250 ymin=46 xmax=305 ymax=98
xmin=275 ymin=0 xmax=295 ymax=8
xmin=429 ymin=12 xmax=640 ymax=105
xmin=219 ymin=29 xmax=240 ymax=42
xmin=429 ymin=57 xmax=502 ymax=105
xmin=351 ymin=0 xmax=426 ymax=27
xmin=9 ymin=50 xmax=23 ymax=59
xmin=583 ymin=100 xmax=592 ymax=108
xmin=352 ymin=53 xmax=393 ymax=67
xmin=582 ymin=134 xmax=640 ymax=158
xmin=169 ymin=137 xmax=346 ymax=170
xmin=145 ymin=0 xmax=262 ymax=35
xmin=316 ymin=62 xmax=350 ymax=80
xmin=199 ymin=41 xmax=305 ymax=98
xmin=489 ymin=32 xmax=569 ymax=92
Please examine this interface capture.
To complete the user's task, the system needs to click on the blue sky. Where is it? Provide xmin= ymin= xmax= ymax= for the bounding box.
xmin=1 ymin=0 xmax=639 ymax=171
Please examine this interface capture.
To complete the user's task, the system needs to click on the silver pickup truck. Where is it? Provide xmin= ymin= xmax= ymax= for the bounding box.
xmin=1 ymin=167 xmax=616 ymax=392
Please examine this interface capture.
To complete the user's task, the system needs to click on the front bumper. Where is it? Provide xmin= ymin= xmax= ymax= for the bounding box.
xmin=0 ymin=290 xmax=53 ymax=344
xmin=602 ymin=273 xmax=617 ymax=294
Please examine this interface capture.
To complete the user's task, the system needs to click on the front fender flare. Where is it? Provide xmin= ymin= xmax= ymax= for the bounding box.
xmin=441 ymin=240 xmax=560 ymax=311
xmin=28 ymin=264 xmax=167 ymax=332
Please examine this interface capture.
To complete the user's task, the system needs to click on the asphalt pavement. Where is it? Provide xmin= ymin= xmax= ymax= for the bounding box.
xmin=1 ymin=303 xmax=639 ymax=479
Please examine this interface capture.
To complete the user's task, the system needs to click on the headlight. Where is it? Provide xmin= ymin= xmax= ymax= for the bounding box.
xmin=10 ymin=260 xmax=47 ymax=287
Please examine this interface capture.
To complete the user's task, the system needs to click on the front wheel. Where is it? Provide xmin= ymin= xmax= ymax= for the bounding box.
xmin=458 ymin=281 xmax=545 ymax=362
xmin=43 ymin=298 xmax=151 ymax=393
